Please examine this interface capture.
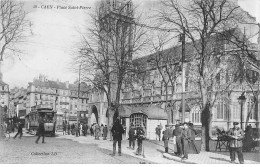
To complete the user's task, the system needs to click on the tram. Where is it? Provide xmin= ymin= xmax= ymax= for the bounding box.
xmin=27 ymin=106 xmax=57 ymax=136
xmin=78 ymin=110 xmax=88 ymax=124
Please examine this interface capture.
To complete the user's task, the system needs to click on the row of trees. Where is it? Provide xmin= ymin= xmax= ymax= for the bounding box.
xmin=75 ymin=0 xmax=259 ymax=151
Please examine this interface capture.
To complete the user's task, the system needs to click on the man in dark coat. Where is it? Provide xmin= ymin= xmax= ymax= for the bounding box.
xmin=162 ymin=125 xmax=171 ymax=153
xmin=103 ymin=125 xmax=108 ymax=140
xmin=135 ymin=125 xmax=145 ymax=156
xmin=111 ymin=119 xmax=124 ymax=156
xmin=35 ymin=116 xmax=45 ymax=144
xmin=90 ymin=125 xmax=94 ymax=136
xmin=63 ymin=122 xmax=66 ymax=135
xmin=128 ymin=123 xmax=136 ymax=150
xmin=75 ymin=123 xmax=79 ymax=137
xmin=83 ymin=124 xmax=88 ymax=136
xmin=173 ymin=123 xmax=183 ymax=156
xmin=67 ymin=124 xmax=71 ymax=135
xmin=13 ymin=122 xmax=23 ymax=139
xmin=155 ymin=125 xmax=162 ymax=141
xmin=181 ymin=122 xmax=191 ymax=160
xmin=228 ymin=122 xmax=244 ymax=164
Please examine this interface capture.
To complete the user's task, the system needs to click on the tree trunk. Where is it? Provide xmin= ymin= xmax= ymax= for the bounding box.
xmin=114 ymin=78 xmax=123 ymax=121
xmin=165 ymin=85 xmax=170 ymax=123
xmin=0 ymin=107 xmax=4 ymax=139
xmin=256 ymin=96 xmax=259 ymax=129
xmin=201 ymin=102 xmax=211 ymax=151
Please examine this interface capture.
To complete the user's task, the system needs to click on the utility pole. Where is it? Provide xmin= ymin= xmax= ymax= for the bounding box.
xmin=181 ymin=29 xmax=186 ymax=123
xmin=77 ymin=64 xmax=81 ymax=126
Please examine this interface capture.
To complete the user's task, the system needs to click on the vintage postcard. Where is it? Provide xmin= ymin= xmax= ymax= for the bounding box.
xmin=0 ymin=0 xmax=260 ymax=164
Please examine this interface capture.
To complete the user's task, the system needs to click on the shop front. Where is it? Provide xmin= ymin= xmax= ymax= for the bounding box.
xmin=118 ymin=104 xmax=168 ymax=140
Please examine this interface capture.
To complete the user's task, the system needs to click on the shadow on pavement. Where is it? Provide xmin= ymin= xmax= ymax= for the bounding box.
xmin=209 ymin=157 xmax=232 ymax=163
xmin=209 ymin=140 xmax=260 ymax=163
xmin=212 ymin=151 xmax=260 ymax=163
xmin=98 ymin=147 xmax=154 ymax=164
xmin=156 ymin=148 xmax=165 ymax=154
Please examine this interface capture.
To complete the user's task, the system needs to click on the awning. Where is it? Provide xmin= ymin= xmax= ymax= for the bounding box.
xmin=118 ymin=104 xmax=168 ymax=120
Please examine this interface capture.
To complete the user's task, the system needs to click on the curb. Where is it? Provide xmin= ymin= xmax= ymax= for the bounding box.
xmin=162 ymin=153 xmax=196 ymax=164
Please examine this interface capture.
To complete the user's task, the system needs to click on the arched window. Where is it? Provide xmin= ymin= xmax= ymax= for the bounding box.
xmin=232 ymin=104 xmax=239 ymax=119
xmin=130 ymin=113 xmax=147 ymax=130
xmin=247 ymin=97 xmax=255 ymax=120
xmin=191 ymin=106 xmax=201 ymax=123
xmin=217 ymin=98 xmax=228 ymax=120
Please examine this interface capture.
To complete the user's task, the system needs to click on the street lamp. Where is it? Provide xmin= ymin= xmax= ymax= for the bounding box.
xmin=238 ymin=92 xmax=246 ymax=129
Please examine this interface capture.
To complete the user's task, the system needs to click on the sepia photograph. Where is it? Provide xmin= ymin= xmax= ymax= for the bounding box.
xmin=0 ymin=0 xmax=260 ymax=164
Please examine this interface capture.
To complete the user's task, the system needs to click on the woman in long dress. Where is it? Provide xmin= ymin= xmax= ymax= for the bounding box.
xmin=243 ymin=125 xmax=254 ymax=152
xmin=95 ymin=124 xmax=100 ymax=140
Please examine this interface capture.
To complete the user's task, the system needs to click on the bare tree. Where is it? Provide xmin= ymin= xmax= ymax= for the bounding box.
xmin=147 ymin=32 xmax=181 ymax=123
xmin=224 ymin=28 xmax=260 ymax=128
xmin=0 ymin=0 xmax=28 ymax=61
xmin=156 ymin=0 xmax=258 ymax=151
xmin=74 ymin=1 xmax=148 ymax=125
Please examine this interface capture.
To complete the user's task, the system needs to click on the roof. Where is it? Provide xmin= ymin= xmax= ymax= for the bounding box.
xmin=118 ymin=104 xmax=168 ymax=120
xmin=29 ymin=79 xmax=91 ymax=92
xmin=132 ymin=29 xmax=238 ymax=69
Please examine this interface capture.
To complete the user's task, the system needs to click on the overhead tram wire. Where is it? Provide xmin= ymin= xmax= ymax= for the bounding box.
xmin=36 ymin=0 xmax=180 ymax=39
xmin=16 ymin=54 xmax=32 ymax=70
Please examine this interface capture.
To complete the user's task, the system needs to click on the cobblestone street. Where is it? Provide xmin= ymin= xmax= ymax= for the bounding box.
xmin=0 ymin=134 xmax=152 ymax=164
xmin=1 ymin=131 xmax=260 ymax=164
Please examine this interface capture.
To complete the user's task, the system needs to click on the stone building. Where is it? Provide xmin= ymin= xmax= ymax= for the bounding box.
xmin=7 ymin=75 xmax=90 ymax=129
xmin=86 ymin=0 xmax=260 ymax=139
xmin=25 ymin=75 xmax=90 ymax=125
xmin=0 ymin=61 xmax=9 ymax=124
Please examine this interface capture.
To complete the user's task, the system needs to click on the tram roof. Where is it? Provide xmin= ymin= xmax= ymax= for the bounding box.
xmin=36 ymin=108 xmax=55 ymax=112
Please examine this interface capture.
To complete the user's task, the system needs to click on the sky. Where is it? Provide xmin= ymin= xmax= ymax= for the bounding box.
xmin=1 ymin=0 xmax=260 ymax=88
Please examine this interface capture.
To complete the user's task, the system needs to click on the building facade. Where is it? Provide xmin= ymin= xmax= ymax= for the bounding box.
xmin=7 ymin=75 xmax=90 ymax=129
xmin=0 ymin=63 xmax=9 ymax=124
xmin=85 ymin=0 xmax=260 ymax=140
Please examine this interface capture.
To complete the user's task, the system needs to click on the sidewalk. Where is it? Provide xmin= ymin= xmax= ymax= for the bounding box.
xmin=56 ymin=133 xmax=260 ymax=164
xmin=163 ymin=151 xmax=260 ymax=164
xmin=163 ymin=143 xmax=260 ymax=164
xmin=56 ymin=133 xmax=181 ymax=164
